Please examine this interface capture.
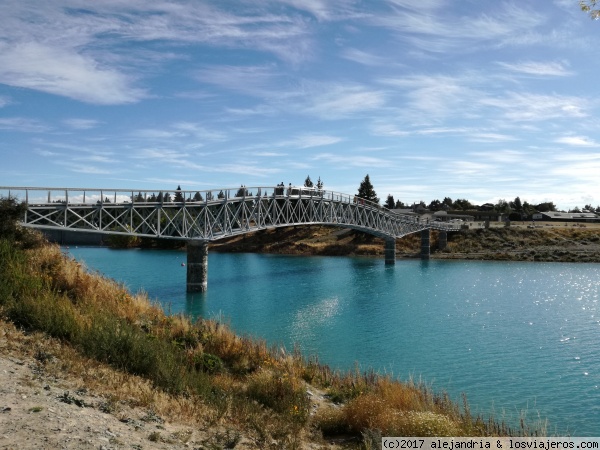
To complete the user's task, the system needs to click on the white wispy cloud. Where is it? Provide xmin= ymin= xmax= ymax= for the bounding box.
xmin=313 ymin=153 xmax=390 ymax=167
xmin=481 ymin=92 xmax=588 ymax=121
xmin=341 ymin=48 xmax=392 ymax=66
xmin=497 ymin=60 xmax=574 ymax=77
xmin=302 ymin=84 xmax=387 ymax=119
xmin=372 ymin=2 xmax=544 ymax=52
xmin=0 ymin=42 xmax=145 ymax=105
xmin=468 ymin=133 xmax=518 ymax=143
xmin=63 ymin=119 xmax=101 ymax=130
xmin=0 ymin=117 xmax=50 ymax=133
xmin=282 ymin=134 xmax=344 ymax=149
xmin=196 ymin=65 xmax=283 ymax=98
xmin=555 ymin=136 xmax=600 ymax=147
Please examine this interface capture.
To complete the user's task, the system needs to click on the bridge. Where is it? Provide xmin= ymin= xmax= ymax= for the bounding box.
xmin=1 ymin=186 xmax=460 ymax=292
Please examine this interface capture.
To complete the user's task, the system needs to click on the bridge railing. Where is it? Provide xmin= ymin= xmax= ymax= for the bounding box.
xmin=0 ymin=186 xmax=382 ymax=208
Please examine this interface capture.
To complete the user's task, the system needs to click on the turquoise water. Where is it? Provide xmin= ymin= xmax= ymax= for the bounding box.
xmin=66 ymin=247 xmax=600 ymax=435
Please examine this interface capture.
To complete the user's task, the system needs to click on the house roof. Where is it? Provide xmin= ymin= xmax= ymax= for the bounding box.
xmin=541 ymin=211 xmax=598 ymax=220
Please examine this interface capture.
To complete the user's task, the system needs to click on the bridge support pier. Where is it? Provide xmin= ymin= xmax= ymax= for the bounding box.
xmin=187 ymin=241 xmax=208 ymax=292
xmin=384 ymin=238 xmax=396 ymax=265
xmin=421 ymin=229 xmax=430 ymax=259
xmin=438 ymin=230 xmax=447 ymax=251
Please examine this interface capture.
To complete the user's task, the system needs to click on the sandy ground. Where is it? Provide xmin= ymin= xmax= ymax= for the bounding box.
xmin=0 ymin=341 xmax=201 ymax=449
xmin=0 ymin=321 xmax=339 ymax=450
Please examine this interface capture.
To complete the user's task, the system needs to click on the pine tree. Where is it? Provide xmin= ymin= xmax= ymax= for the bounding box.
xmin=357 ymin=174 xmax=379 ymax=204
xmin=304 ymin=175 xmax=314 ymax=188
xmin=384 ymin=194 xmax=395 ymax=209
xmin=174 ymin=185 xmax=184 ymax=202
xmin=316 ymin=177 xmax=323 ymax=190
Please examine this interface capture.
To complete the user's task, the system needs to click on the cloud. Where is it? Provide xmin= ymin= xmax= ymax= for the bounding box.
xmin=0 ymin=96 xmax=10 ymax=107
xmin=63 ymin=119 xmax=101 ymax=130
xmin=481 ymin=92 xmax=588 ymax=121
xmin=0 ymin=42 xmax=145 ymax=105
xmin=302 ymin=84 xmax=386 ymax=119
xmin=341 ymin=48 xmax=392 ymax=66
xmin=0 ymin=117 xmax=50 ymax=133
xmin=555 ymin=136 xmax=600 ymax=147
xmin=313 ymin=153 xmax=390 ymax=168
xmin=196 ymin=65 xmax=283 ymax=97
xmin=468 ymin=133 xmax=518 ymax=143
xmin=283 ymin=134 xmax=344 ymax=149
xmin=372 ymin=2 xmax=544 ymax=52
xmin=497 ymin=60 xmax=574 ymax=77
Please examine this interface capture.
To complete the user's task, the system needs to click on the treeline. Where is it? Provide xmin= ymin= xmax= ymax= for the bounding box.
xmin=145 ymin=176 xmax=594 ymax=219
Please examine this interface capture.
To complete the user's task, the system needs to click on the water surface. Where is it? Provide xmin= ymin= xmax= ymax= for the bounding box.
xmin=67 ymin=247 xmax=600 ymax=435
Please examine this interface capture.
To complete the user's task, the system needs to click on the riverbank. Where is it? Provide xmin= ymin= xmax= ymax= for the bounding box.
xmin=0 ymin=200 xmax=545 ymax=448
xmin=211 ymin=223 xmax=600 ymax=263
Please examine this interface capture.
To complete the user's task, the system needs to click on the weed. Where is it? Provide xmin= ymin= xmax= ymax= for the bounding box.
xmin=148 ymin=431 xmax=162 ymax=442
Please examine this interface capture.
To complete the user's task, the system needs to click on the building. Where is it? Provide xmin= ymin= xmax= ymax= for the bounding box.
xmin=532 ymin=211 xmax=599 ymax=222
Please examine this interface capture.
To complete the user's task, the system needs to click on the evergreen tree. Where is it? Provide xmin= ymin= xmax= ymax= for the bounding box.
xmin=193 ymin=191 xmax=203 ymax=201
xmin=304 ymin=175 xmax=314 ymax=188
xmin=235 ymin=185 xmax=248 ymax=197
xmin=384 ymin=194 xmax=395 ymax=209
xmin=356 ymin=174 xmax=379 ymax=204
xmin=316 ymin=177 xmax=324 ymax=190
xmin=217 ymin=190 xmax=225 ymax=199
xmin=174 ymin=185 xmax=184 ymax=202
xmin=394 ymin=199 xmax=405 ymax=208
xmin=428 ymin=199 xmax=442 ymax=211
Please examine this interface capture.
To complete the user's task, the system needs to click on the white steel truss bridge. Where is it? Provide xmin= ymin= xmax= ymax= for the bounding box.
xmin=2 ymin=186 xmax=460 ymax=291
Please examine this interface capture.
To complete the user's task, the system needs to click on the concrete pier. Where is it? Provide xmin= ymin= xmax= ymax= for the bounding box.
xmin=384 ymin=238 xmax=396 ymax=265
xmin=438 ymin=230 xmax=447 ymax=251
xmin=187 ymin=241 xmax=208 ymax=292
xmin=421 ymin=229 xmax=430 ymax=259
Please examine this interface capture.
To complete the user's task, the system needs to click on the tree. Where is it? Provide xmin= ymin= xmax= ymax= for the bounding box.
xmin=217 ymin=190 xmax=225 ymax=199
xmin=174 ymin=185 xmax=184 ymax=203
xmin=494 ymin=199 xmax=510 ymax=213
xmin=193 ymin=191 xmax=203 ymax=201
xmin=356 ymin=174 xmax=379 ymax=204
xmin=512 ymin=196 xmax=522 ymax=213
xmin=581 ymin=0 xmax=600 ymax=19
xmin=235 ymin=185 xmax=249 ymax=197
xmin=384 ymin=194 xmax=395 ymax=209
xmin=304 ymin=176 xmax=314 ymax=188
xmin=535 ymin=201 xmax=556 ymax=212
xmin=316 ymin=177 xmax=324 ymax=190
xmin=452 ymin=198 xmax=473 ymax=210
xmin=442 ymin=197 xmax=453 ymax=208
xmin=428 ymin=199 xmax=442 ymax=211
xmin=394 ymin=199 xmax=405 ymax=208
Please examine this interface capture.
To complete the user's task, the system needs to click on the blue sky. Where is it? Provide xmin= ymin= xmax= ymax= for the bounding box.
xmin=1 ymin=0 xmax=600 ymax=210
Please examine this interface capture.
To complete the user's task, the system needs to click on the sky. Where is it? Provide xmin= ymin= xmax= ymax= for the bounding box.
xmin=1 ymin=0 xmax=600 ymax=211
